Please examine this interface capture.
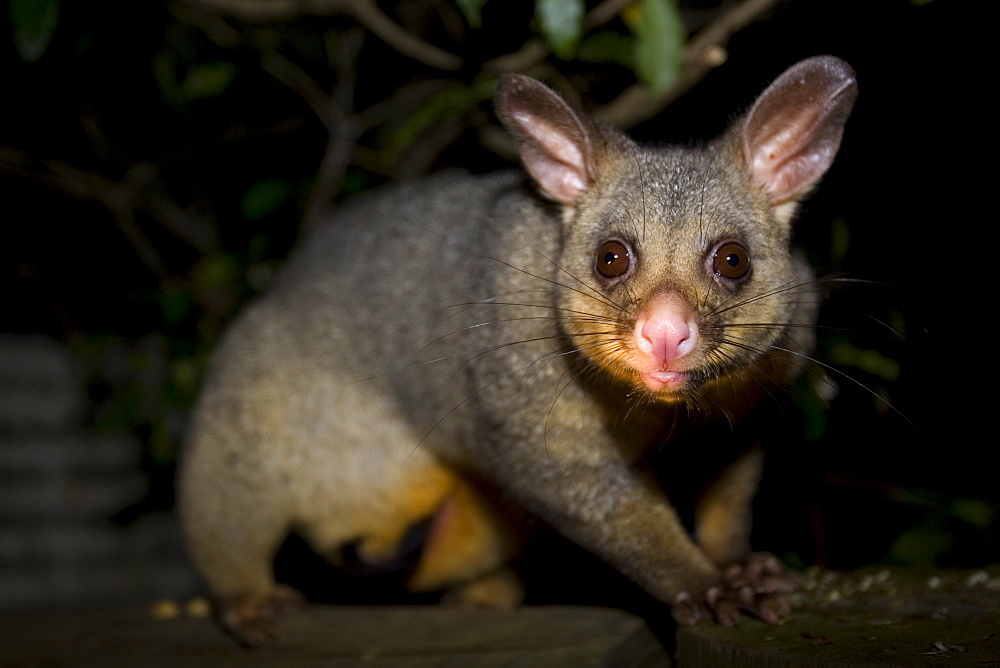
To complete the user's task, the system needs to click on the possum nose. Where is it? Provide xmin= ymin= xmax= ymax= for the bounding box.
xmin=634 ymin=295 xmax=698 ymax=366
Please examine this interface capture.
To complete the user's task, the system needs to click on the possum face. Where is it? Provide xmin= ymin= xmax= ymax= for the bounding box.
xmin=494 ymin=59 xmax=855 ymax=406
xmin=552 ymin=149 xmax=813 ymax=405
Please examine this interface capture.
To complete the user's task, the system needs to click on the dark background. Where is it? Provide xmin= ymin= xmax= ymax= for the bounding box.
xmin=0 ymin=0 xmax=985 ymax=613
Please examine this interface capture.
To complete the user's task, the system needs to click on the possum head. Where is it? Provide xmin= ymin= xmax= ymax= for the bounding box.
xmin=495 ymin=57 xmax=857 ymax=407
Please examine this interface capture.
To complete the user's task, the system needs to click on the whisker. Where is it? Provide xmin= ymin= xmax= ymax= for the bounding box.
xmin=860 ymin=314 xmax=907 ymax=342
xmin=711 ymin=321 xmax=850 ymax=334
xmin=707 ymin=277 xmax=822 ymax=318
xmin=404 ymin=329 xmax=633 ymax=463
xmin=485 ymin=256 xmax=629 ymax=317
xmin=541 ymin=361 xmax=594 ymax=461
xmin=766 ymin=343 xmax=911 ymax=424
xmin=615 ymin=272 xmax=640 ymax=312
xmin=712 ymin=329 xmax=910 ymax=426
xmin=539 ymin=253 xmax=636 ymax=317
xmin=815 ymin=275 xmax=891 ymax=289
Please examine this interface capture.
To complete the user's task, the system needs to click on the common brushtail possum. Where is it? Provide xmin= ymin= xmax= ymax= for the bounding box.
xmin=179 ymin=56 xmax=857 ymax=644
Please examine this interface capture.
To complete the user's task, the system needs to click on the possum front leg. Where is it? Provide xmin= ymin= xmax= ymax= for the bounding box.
xmin=470 ymin=370 xmax=794 ymax=625
xmin=489 ymin=450 xmax=768 ymax=627
xmin=694 ymin=445 xmax=799 ymax=622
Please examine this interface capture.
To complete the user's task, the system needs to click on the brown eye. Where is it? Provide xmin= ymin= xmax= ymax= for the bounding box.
xmin=596 ymin=240 xmax=631 ymax=278
xmin=712 ymin=242 xmax=751 ymax=280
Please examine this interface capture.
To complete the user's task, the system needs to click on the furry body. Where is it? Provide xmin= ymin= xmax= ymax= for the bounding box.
xmin=179 ymin=57 xmax=857 ymax=642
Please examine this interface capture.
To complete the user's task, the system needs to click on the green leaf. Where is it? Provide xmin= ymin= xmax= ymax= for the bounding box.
xmin=950 ymin=499 xmax=994 ymax=529
xmin=387 ymin=79 xmax=496 ymax=157
xmin=456 ymin=0 xmax=487 ymax=28
xmin=536 ymin=0 xmax=584 ymax=60
xmin=831 ymin=216 xmax=850 ymax=264
xmin=242 ymin=180 xmax=290 ymax=221
xmin=160 ymin=279 xmax=197 ymax=328
xmin=792 ymin=377 xmax=828 ymax=442
xmin=178 ymin=61 xmax=237 ymax=101
xmin=188 ymin=253 xmax=242 ymax=322
xmin=152 ymin=52 xmax=178 ymax=106
xmin=577 ymin=31 xmax=634 ymax=68
xmin=887 ymin=525 xmax=952 ymax=566
xmin=9 ymin=0 xmax=59 ymax=62
xmin=628 ymin=0 xmax=685 ymax=95
xmin=829 ymin=342 xmax=901 ymax=382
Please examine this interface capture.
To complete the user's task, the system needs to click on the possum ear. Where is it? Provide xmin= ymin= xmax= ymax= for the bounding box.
xmin=495 ymin=74 xmax=596 ymax=207
xmin=743 ymin=56 xmax=858 ymax=206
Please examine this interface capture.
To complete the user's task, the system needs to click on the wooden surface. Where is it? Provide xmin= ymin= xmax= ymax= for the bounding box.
xmin=4 ymin=568 xmax=1000 ymax=667
xmin=677 ymin=568 xmax=1000 ymax=667
xmin=0 ymin=604 xmax=668 ymax=667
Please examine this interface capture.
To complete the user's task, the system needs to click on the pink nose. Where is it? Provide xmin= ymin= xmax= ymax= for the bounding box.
xmin=634 ymin=295 xmax=698 ymax=366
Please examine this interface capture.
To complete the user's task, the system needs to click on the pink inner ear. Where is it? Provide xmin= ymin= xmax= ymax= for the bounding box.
xmin=743 ymin=57 xmax=857 ymax=206
xmin=749 ymin=107 xmax=839 ymax=204
xmin=514 ymin=114 xmax=590 ymax=206
xmin=495 ymin=74 xmax=600 ymax=207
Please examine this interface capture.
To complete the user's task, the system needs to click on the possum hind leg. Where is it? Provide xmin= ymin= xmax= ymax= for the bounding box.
xmin=184 ymin=504 xmax=302 ymax=645
xmin=294 ymin=451 xmax=456 ymax=574
xmin=179 ymin=419 xmax=304 ymax=646
xmin=288 ymin=385 xmax=521 ymax=608
xmin=407 ymin=477 xmax=525 ymax=609
xmin=298 ymin=454 xmax=524 ymax=609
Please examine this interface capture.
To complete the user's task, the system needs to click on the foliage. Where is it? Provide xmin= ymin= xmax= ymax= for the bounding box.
xmin=626 ymin=0 xmax=684 ymax=94
xmin=1 ymin=0 xmax=699 ymax=474
xmin=8 ymin=0 xmax=59 ymax=62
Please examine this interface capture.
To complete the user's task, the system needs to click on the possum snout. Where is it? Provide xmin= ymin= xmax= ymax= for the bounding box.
xmin=632 ymin=293 xmax=700 ymax=392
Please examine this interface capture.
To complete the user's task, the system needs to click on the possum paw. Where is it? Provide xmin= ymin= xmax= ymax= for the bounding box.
xmin=219 ymin=585 xmax=304 ymax=646
xmin=671 ymin=587 xmax=739 ymax=627
xmin=670 ymin=585 xmax=794 ymax=627
xmin=722 ymin=552 xmax=802 ymax=594
xmin=671 ymin=557 xmax=799 ymax=627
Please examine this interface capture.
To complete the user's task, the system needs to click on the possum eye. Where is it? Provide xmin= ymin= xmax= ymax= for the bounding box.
xmin=712 ymin=242 xmax=751 ymax=281
xmin=596 ymin=240 xmax=631 ymax=279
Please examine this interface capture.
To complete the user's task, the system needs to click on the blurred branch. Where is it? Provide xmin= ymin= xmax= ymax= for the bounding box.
xmin=301 ymin=28 xmax=365 ymax=232
xmin=258 ymin=52 xmax=334 ymax=131
xmin=484 ymin=0 xmax=632 ymax=74
xmin=173 ymin=0 xmax=787 ymax=202
xmin=179 ymin=0 xmax=462 ymax=70
xmin=0 ymin=148 xmax=168 ymax=276
xmin=344 ymin=0 xmax=461 ymax=71
xmin=172 ymin=6 xmax=338 ymax=132
xmin=180 ymin=0 xmax=357 ymax=140
xmin=587 ymin=0 xmax=636 ymax=26
xmin=596 ymin=0 xmax=782 ymax=127
xmin=0 ymin=148 xmax=218 ymax=277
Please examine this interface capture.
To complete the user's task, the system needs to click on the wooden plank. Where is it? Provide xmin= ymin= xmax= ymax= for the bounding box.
xmin=0 ymin=604 xmax=669 ymax=667
xmin=5 ymin=568 xmax=999 ymax=666
xmin=677 ymin=568 xmax=1000 ymax=667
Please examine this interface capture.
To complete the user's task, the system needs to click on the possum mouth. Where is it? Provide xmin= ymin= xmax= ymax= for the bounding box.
xmin=641 ymin=369 xmax=689 ymax=393
xmin=638 ymin=364 xmax=731 ymax=403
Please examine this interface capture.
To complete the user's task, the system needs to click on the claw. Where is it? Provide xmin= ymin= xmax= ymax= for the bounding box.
xmin=672 ymin=556 xmax=801 ymax=627
xmin=219 ymin=585 xmax=304 ymax=647
xmin=723 ymin=553 xmax=801 ymax=593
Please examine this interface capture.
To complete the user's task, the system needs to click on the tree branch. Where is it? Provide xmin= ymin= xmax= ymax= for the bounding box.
xmin=0 ymin=148 xmax=220 ymax=277
xmin=343 ymin=0 xmax=461 ymax=71
xmin=301 ymin=28 xmax=365 ymax=233
xmin=483 ymin=0 xmax=633 ymax=74
xmin=595 ymin=0 xmax=783 ymax=128
xmin=178 ymin=0 xmax=463 ymax=71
